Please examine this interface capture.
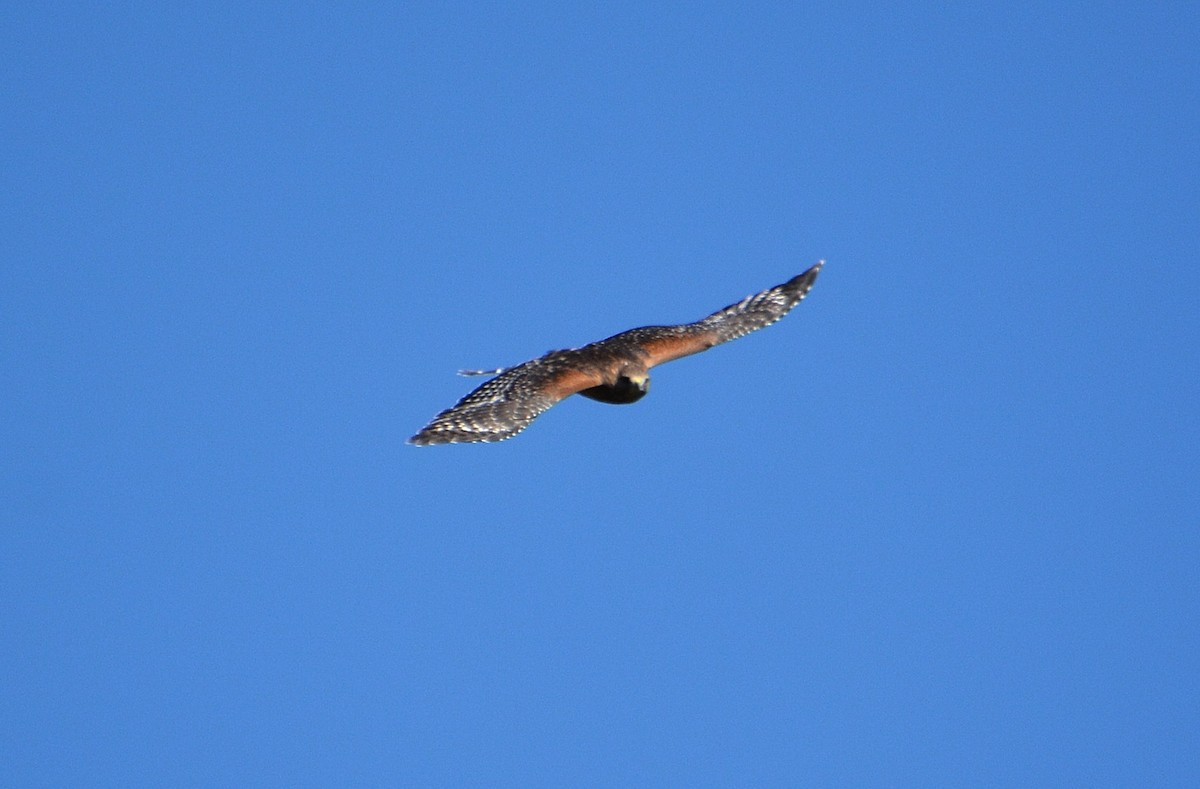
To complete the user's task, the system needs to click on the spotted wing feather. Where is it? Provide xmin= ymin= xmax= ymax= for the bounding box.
xmin=408 ymin=351 xmax=602 ymax=445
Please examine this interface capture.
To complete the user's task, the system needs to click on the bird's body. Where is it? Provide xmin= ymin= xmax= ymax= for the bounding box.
xmin=409 ymin=262 xmax=824 ymax=445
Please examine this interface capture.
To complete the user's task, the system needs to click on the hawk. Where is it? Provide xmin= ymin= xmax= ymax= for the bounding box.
xmin=409 ymin=261 xmax=824 ymax=445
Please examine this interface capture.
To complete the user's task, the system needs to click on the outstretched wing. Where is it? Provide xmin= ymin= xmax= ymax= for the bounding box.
xmin=615 ymin=261 xmax=824 ymax=368
xmin=408 ymin=351 xmax=603 ymax=445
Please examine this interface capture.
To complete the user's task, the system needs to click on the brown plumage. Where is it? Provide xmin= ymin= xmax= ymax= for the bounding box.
xmin=409 ymin=261 xmax=824 ymax=445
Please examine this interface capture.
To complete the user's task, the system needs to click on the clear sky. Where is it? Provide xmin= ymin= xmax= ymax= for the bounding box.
xmin=3 ymin=3 xmax=1198 ymax=786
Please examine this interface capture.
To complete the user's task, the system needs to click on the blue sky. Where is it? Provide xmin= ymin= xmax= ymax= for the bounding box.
xmin=3 ymin=3 xmax=1198 ymax=785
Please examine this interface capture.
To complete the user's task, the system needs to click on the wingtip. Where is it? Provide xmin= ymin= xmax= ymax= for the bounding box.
xmin=785 ymin=260 xmax=824 ymax=290
xmin=407 ymin=431 xmax=437 ymax=446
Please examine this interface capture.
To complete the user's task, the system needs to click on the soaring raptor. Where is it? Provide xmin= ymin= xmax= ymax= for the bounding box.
xmin=409 ymin=261 xmax=824 ymax=445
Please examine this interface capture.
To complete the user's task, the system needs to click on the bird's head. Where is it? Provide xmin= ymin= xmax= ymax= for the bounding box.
xmin=579 ymin=365 xmax=649 ymax=404
xmin=610 ymin=370 xmax=649 ymax=404
xmin=621 ymin=368 xmax=649 ymax=393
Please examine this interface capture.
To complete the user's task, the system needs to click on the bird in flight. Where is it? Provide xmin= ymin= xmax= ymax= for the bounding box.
xmin=409 ymin=261 xmax=824 ymax=445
